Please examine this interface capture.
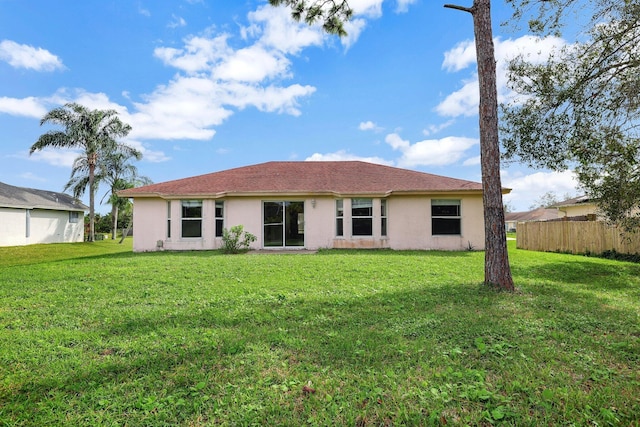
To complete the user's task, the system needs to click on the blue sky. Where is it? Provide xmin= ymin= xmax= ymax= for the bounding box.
xmin=0 ymin=0 xmax=579 ymax=213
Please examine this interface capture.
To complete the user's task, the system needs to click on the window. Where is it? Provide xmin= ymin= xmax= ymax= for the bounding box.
xmin=352 ymin=198 xmax=373 ymax=236
xmin=167 ymin=201 xmax=171 ymax=238
xmin=381 ymin=199 xmax=387 ymax=237
xmin=69 ymin=211 xmax=80 ymax=224
xmin=181 ymin=200 xmax=202 ymax=238
xmin=432 ymin=199 xmax=461 ymax=235
xmin=336 ymin=199 xmax=344 ymax=236
xmin=215 ymin=201 xmax=224 ymax=237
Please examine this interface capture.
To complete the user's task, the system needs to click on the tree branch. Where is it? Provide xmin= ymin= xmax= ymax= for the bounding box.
xmin=444 ymin=3 xmax=473 ymax=14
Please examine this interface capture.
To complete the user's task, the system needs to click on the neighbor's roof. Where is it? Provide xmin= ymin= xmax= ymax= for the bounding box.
xmin=0 ymin=182 xmax=88 ymax=211
xmin=505 ymin=207 xmax=558 ymax=222
xmin=119 ymin=161 xmax=506 ymax=198
xmin=549 ymin=195 xmax=592 ymax=208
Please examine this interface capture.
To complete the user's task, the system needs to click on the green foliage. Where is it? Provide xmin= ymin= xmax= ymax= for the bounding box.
xmin=501 ymin=0 xmax=640 ymax=231
xmin=598 ymin=249 xmax=640 ymax=263
xmin=268 ymin=0 xmax=353 ymax=36
xmin=0 ymin=241 xmax=639 ymax=425
xmin=30 ymin=102 xmax=134 ymax=241
xmin=221 ymin=225 xmax=257 ymax=254
xmin=91 ymin=212 xmax=132 ymax=235
xmin=94 ymin=213 xmax=112 ymax=234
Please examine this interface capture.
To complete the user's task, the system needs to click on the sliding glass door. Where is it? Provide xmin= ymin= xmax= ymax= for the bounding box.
xmin=263 ymin=201 xmax=304 ymax=247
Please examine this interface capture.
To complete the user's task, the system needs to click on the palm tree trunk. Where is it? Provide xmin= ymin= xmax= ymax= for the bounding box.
xmin=88 ymin=159 xmax=96 ymax=242
xmin=111 ymin=204 xmax=119 ymax=240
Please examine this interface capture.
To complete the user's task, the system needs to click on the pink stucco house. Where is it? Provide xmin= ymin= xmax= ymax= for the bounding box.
xmin=119 ymin=161 xmax=506 ymax=252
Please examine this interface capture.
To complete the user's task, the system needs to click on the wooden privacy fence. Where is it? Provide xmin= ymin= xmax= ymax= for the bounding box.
xmin=517 ymin=221 xmax=640 ymax=255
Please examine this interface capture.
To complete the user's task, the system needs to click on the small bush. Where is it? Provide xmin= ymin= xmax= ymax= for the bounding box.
xmin=599 ymin=249 xmax=640 ymax=263
xmin=221 ymin=225 xmax=257 ymax=254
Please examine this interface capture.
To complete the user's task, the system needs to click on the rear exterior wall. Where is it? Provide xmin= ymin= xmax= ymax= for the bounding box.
xmin=130 ymin=195 xmax=485 ymax=252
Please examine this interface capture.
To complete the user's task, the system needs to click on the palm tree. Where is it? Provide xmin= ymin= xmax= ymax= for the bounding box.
xmin=65 ymin=149 xmax=151 ymax=239
xmin=99 ymin=151 xmax=151 ymax=239
xmin=30 ymin=103 xmax=132 ymax=241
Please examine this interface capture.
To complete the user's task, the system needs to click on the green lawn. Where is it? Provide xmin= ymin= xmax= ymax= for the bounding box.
xmin=0 ymin=239 xmax=638 ymax=426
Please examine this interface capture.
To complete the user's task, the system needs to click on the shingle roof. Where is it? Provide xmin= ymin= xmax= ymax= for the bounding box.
xmin=119 ymin=161 xmax=494 ymax=198
xmin=548 ymin=195 xmax=591 ymax=208
xmin=505 ymin=207 xmax=558 ymax=222
xmin=0 ymin=182 xmax=88 ymax=211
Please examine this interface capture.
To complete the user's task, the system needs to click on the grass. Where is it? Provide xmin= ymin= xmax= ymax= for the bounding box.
xmin=0 ymin=239 xmax=639 ymax=426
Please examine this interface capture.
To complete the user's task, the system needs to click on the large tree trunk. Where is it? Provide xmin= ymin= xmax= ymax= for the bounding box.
xmin=445 ymin=0 xmax=514 ymax=290
xmin=472 ymin=0 xmax=514 ymax=290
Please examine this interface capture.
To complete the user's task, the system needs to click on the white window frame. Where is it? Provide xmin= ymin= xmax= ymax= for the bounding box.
xmin=381 ymin=199 xmax=387 ymax=237
xmin=181 ymin=200 xmax=203 ymax=238
xmin=215 ymin=201 xmax=224 ymax=237
xmin=351 ymin=198 xmax=373 ymax=236
xmin=167 ymin=201 xmax=171 ymax=239
xmin=431 ymin=199 xmax=461 ymax=236
xmin=336 ymin=199 xmax=344 ymax=237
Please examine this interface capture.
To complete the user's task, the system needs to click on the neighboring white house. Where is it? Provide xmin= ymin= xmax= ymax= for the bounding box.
xmin=119 ymin=161 xmax=511 ymax=253
xmin=0 ymin=182 xmax=88 ymax=247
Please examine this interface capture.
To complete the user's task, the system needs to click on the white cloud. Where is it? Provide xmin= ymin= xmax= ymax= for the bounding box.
xmin=19 ymin=172 xmax=47 ymax=182
xmin=154 ymin=34 xmax=231 ymax=74
xmin=129 ymin=77 xmax=227 ymax=140
xmin=435 ymin=77 xmax=479 ymax=117
xmin=423 ymin=119 xmax=455 ymax=136
xmin=306 ymin=150 xmax=393 ymax=165
xmin=502 ymin=169 xmax=580 ymax=211
xmin=168 ymin=14 xmax=187 ymax=29
xmin=2 ymin=1 xmax=394 ymax=145
xmin=442 ymin=40 xmax=476 ymax=72
xmin=463 ymin=156 xmax=480 ymax=166
xmin=437 ymin=35 xmax=567 ymax=117
xmin=138 ymin=4 xmax=151 ymax=17
xmin=0 ymin=96 xmax=48 ymax=118
xmin=395 ymin=0 xmax=417 ymax=13
xmin=359 ymin=120 xmax=383 ymax=132
xmin=340 ymin=0 xmax=408 ymax=48
xmin=350 ymin=0 xmax=383 ymax=18
xmin=125 ymin=139 xmax=170 ymax=163
xmin=247 ymin=5 xmax=324 ymax=55
xmin=341 ymin=18 xmax=368 ymax=49
xmin=213 ymin=46 xmax=290 ymax=82
xmin=385 ymin=133 xmax=478 ymax=167
xmin=220 ymin=82 xmax=316 ymax=116
xmin=0 ymin=40 xmax=64 ymax=71
xmin=68 ymin=91 xmax=128 ymax=113
xmin=28 ymin=148 xmax=79 ymax=168
xmin=131 ymin=5 xmax=322 ymax=139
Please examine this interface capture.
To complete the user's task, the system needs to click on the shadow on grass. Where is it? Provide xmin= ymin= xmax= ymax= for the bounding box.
xmin=5 ymin=273 xmax=639 ymax=424
xmin=513 ymin=258 xmax=640 ymax=290
xmin=4 ymin=246 xmax=640 ymax=424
